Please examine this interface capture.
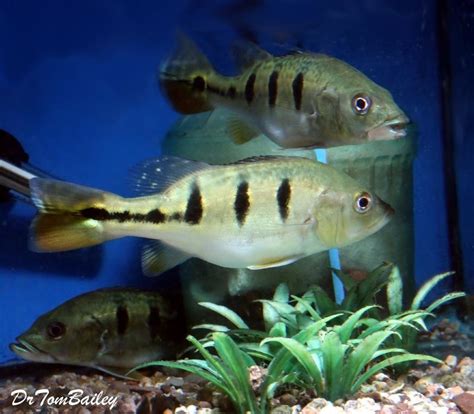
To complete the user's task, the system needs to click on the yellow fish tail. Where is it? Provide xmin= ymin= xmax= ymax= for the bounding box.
xmin=29 ymin=178 xmax=120 ymax=252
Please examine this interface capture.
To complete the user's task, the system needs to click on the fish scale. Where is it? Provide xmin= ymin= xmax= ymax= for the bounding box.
xmin=28 ymin=155 xmax=393 ymax=276
xmin=160 ymin=34 xmax=409 ymax=148
xmin=10 ymin=288 xmax=183 ymax=377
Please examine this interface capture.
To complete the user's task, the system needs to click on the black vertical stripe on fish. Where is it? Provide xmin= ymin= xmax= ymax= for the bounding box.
xmin=268 ymin=71 xmax=279 ymax=107
xmin=116 ymin=305 xmax=129 ymax=335
xmin=245 ymin=73 xmax=256 ymax=104
xmin=234 ymin=181 xmax=250 ymax=226
xmin=184 ymin=182 xmax=203 ymax=225
xmin=147 ymin=305 xmax=160 ymax=340
xmin=277 ymin=178 xmax=291 ymax=221
xmin=292 ymin=72 xmax=304 ymax=110
xmin=192 ymin=76 xmax=206 ymax=92
xmin=227 ymin=85 xmax=236 ymax=98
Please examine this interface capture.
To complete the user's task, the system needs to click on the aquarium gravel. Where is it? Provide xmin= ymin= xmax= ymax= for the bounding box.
xmin=0 ymin=354 xmax=472 ymax=414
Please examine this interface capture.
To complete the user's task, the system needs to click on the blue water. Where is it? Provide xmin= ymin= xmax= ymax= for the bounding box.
xmin=0 ymin=0 xmax=471 ymax=363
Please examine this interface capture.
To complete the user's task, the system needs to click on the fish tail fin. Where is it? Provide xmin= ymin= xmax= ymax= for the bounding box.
xmin=29 ymin=178 xmax=121 ymax=252
xmin=159 ymin=33 xmax=214 ymax=114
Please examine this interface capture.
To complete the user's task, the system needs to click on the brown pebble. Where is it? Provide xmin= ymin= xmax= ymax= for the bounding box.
xmin=454 ymin=392 xmax=474 ymax=414
xmin=198 ymin=401 xmax=212 ymax=409
xmin=279 ymin=393 xmax=297 ymax=406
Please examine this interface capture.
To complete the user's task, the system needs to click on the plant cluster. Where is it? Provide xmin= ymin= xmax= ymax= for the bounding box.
xmin=132 ymin=264 xmax=464 ymax=414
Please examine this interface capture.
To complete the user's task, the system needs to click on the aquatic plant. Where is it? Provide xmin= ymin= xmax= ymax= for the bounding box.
xmin=133 ymin=304 xmax=440 ymax=409
xmin=261 ymin=305 xmax=440 ymax=401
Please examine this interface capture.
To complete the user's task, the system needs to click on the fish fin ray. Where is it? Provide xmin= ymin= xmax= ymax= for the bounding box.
xmin=29 ymin=178 xmax=121 ymax=252
xmin=232 ymin=39 xmax=273 ymax=71
xmin=30 ymin=178 xmax=114 ymax=213
xmin=247 ymin=255 xmax=304 ymax=270
xmin=160 ymin=32 xmax=214 ymax=114
xmin=227 ymin=117 xmax=260 ymax=144
xmin=142 ymin=240 xmax=191 ymax=276
xmin=130 ymin=156 xmax=210 ymax=195
xmin=30 ymin=214 xmax=110 ymax=252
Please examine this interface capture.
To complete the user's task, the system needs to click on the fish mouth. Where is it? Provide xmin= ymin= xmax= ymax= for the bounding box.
xmin=367 ymin=115 xmax=410 ymax=141
xmin=9 ymin=338 xmax=56 ymax=363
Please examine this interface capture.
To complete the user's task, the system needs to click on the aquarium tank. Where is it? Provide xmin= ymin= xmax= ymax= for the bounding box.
xmin=0 ymin=1 xmax=473 ymax=413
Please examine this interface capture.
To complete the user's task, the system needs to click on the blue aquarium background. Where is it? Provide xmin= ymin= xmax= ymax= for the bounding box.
xmin=0 ymin=0 xmax=472 ymax=363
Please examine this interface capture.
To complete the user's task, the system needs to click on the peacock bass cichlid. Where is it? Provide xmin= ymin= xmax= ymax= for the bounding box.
xmin=28 ymin=156 xmax=394 ymax=276
xmin=10 ymin=288 xmax=183 ymax=378
xmin=160 ymin=35 xmax=409 ymax=148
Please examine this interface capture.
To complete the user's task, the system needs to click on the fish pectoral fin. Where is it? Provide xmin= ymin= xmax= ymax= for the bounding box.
xmin=227 ymin=117 xmax=260 ymax=145
xmin=93 ymin=365 xmax=143 ymax=380
xmin=142 ymin=240 xmax=191 ymax=277
xmin=247 ymin=255 xmax=304 ymax=270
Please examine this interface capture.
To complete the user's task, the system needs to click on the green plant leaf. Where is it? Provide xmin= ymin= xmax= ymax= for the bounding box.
xmin=309 ymin=285 xmax=338 ymax=314
xmin=198 ymin=302 xmax=249 ymax=329
xmin=331 ymin=268 xmax=357 ymax=291
xmin=320 ymin=330 xmax=346 ymax=399
xmin=291 ymin=294 xmax=322 ymax=321
xmin=387 ymin=265 xmax=403 ymax=315
xmin=336 ymin=305 xmax=379 ymax=343
xmin=343 ymin=331 xmax=396 ymax=392
xmin=262 ymin=337 xmax=324 ymax=393
xmin=269 ymin=321 xmax=287 ymax=337
xmin=426 ymin=292 xmax=466 ymax=313
xmin=351 ymin=353 xmax=442 ymax=393
xmin=193 ymin=324 xmax=230 ymax=332
xmin=410 ymin=271 xmax=455 ymax=310
xmin=273 ymin=283 xmax=290 ymax=302
xmin=213 ymin=333 xmax=260 ymax=413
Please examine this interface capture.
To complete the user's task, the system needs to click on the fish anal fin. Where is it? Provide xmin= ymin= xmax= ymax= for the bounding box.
xmin=30 ymin=214 xmax=108 ymax=252
xmin=142 ymin=240 xmax=191 ymax=276
xmin=129 ymin=156 xmax=210 ymax=196
xmin=247 ymin=255 xmax=303 ymax=270
xmin=227 ymin=117 xmax=260 ymax=145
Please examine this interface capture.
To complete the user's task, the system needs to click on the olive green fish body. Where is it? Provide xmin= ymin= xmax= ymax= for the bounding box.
xmin=10 ymin=288 xmax=182 ymax=374
xmin=160 ymin=35 xmax=409 ymax=148
xmin=29 ymin=156 xmax=393 ymax=275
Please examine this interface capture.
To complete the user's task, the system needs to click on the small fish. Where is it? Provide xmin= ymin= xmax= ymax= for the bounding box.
xmin=10 ymin=288 xmax=182 ymax=377
xmin=27 ymin=155 xmax=393 ymax=276
xmin=160 ymin=35 xmax=409 ymax=148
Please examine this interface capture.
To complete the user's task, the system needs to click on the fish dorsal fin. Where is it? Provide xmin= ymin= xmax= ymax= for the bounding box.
xmin=130 ymin=156 xmax=210 ymax=196
xmin=232 ymin=39 xmax=273 ymax=71
xmin=142 ymin=240 xmax=191 ymax=276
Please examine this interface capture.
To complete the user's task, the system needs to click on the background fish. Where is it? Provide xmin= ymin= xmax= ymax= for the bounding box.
xmin=160 ymin=35 xmax=409 ymax=148
xmin=10 ymin=288 xmax=183 ymax=377
xmin=28 ymin=155 xmax=394 ymax=276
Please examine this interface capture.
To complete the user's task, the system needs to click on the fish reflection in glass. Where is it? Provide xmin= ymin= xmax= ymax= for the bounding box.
xmin=160 ymin=35 xmax=409 ymax=148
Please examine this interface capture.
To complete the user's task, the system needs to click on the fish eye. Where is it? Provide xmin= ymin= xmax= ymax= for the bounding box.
xmin=46 ymin=321 xmax=66 ymax=340
xmin=352 ymin=94 xmax=372 ymax=115
xmin=354 ymin=192 xmax=373 ymax=213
